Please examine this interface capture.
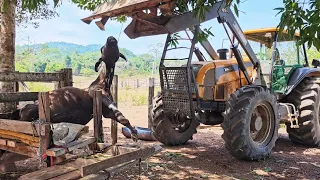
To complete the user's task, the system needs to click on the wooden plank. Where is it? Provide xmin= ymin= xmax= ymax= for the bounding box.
xmin=0 ymin=92 xmax=39 ymax=102
xmin=0 ymin=143 xmax=39 ymax=158
xmin=0 ymin=133 xmax=39 ymax=147
xmin=79 ymin=159 xmax=140 ymax=180
xmin=81 ymin=0 xmax=173 ymax=23
xmin=0 ymin=138 xmax=6 ymax=145
xmin=0 ymin=71 xmax=64 ymax=82
xmin=0 ymin=152 xmax=30 ymax=165
xmin=148 ymin=77 xmax=154 ymax=129
xmin=19 ymin=165 xmax=78 ymax=180
xmin=38 ymin=92 xmax=51 ymax=123
xmin=40 ymin=124 xmax=51 ymax=154
xmin=103 ymin=159 xmax=140 ymax=178
xmin=117 ymin=145 xmax=139 ymax=154
xmin=93 ymin=90 xmax=103 ymax=144
xmin=7 ymin=140 xmax=16 ymax=147
xmin=80 ymin=144 xmax=162 ymax=177
xmin=49 ymin=170 xmax=81 ymax=180
xmin=0 ymin=129 xmax=39 ymax=144
xmin=111 ymin=75 xmax=118 ymax=145
xmin=19 ymin=158 xmax=97 ymax=180
xmin=0 ymin=119 xmax=47 ymax=136
xmin=37 ymin=92 xmax=52 ymax=156
xmin=46 ymin=137 xmax=96 ymax=157
xmin=52 ymin=154 xmax=67 ymax=165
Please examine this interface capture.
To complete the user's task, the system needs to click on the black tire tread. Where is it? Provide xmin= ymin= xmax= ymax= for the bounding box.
xmin=151 ymin=92 xmax=199 ymax=146
xmin=286 ymin=77 xmax=320 ymax=146
xmin=221 ymin=85 xmax=280 ymax=161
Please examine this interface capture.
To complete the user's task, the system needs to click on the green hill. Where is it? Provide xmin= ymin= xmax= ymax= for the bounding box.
xmin=15 ymin=41 xmax=157 ymax=77
xmin=16 ymin=42 xmax=136 ymax=59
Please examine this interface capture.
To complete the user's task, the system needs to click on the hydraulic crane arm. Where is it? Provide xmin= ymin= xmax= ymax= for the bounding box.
xmin=190 ymin=27 xmax=219 ymax=60
xmin=82 ymin=0 xmax=261 ymax=84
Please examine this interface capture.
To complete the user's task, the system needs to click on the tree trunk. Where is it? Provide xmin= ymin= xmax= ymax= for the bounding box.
xmin=0 ymin=0 xmax=17 ymax=113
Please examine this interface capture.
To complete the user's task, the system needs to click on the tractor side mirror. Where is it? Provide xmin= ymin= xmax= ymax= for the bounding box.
xmin=312 ymin=59 xmax=320 ymax=68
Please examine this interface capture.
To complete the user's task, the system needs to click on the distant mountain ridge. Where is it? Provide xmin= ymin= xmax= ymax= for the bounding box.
xmin=16 ymin=41 xmax=136 ymax=58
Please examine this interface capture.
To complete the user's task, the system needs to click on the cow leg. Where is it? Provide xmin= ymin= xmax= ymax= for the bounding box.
xmin=101 ymin=95 xmax=138 ymax=140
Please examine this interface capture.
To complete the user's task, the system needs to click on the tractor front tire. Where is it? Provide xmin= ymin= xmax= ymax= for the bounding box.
xmin=286 ymin=77 xmax=320 ymax=146
xmin=221 ymin=85 xmax=280 ymax=161
xmin=151 ymin=93 xmax=199 ymax=146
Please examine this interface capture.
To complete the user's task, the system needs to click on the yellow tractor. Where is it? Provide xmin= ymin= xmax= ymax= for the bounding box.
xmin=82 ymin=0 xmax=320 ymax=161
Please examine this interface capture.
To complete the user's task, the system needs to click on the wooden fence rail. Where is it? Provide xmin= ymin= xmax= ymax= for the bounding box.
xmin=0 ymin=68 xmax=73 ymax=103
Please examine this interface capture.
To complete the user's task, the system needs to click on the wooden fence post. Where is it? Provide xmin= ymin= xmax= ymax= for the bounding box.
xmin=148 ymin=77 xmax=155 ymax=129
xmin=93 ymin=90 xmax=103 ymax=144
xmin=14 ymin=75 xmax=19 ymax=107
xmin=111 ymin=75 xmax=118 ymax=145
xmin=54 ymin=69 xmax=63 ymax=89
xmin=63 ymin=68 xmax=73 ymax=87
xmin=54 ymin=68 xmax=73 ymax=89
xmin=38 ymin=92 xmax=51 ymax=168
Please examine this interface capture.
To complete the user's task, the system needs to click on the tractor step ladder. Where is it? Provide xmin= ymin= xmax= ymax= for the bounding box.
xmin=159 ymin=26 xmax=200 ymax=119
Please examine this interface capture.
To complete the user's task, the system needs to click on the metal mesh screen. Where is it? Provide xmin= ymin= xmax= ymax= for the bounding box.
xmin=160 ymin=67 xmax=194 ymax=116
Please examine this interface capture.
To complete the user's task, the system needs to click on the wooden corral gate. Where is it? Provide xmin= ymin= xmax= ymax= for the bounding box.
xmin=0 ymin=68 xmax=73 ymax=104
xmin=0 ymin=70 xmax=162 ymax=179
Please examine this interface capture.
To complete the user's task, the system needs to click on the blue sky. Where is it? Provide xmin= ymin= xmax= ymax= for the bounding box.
xmin=16 ymin=0 xmax=284 ymax=56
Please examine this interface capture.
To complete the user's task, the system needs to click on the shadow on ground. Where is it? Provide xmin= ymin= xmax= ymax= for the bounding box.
xmin=112 ymin=127 xmax=320 ymax=180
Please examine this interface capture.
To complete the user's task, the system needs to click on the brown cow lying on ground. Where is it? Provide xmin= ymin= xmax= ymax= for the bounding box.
xmin=10 ymin=62 xmax=138 ymax=140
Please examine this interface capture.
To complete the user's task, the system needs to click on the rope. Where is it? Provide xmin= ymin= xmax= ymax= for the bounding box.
xmin=117 ymin=22 xmax=124 ymax=42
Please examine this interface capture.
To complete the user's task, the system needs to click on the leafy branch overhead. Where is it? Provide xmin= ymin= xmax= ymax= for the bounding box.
xmin=275 ymin=0 xmax=320 ymax=50
xmin=18 ymin=0 xmax=320 ymax=50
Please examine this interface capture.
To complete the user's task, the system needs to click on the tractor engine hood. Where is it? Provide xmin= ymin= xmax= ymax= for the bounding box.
xmin=188 ymin=58 xmax=254 ymax=101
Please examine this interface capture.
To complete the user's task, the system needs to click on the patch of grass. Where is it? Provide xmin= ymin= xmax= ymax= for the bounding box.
xmin=263 ymin=167 xmax=272 ymax=172
xmin=24 ymin=82 xmax=53 ymax=92
xmin=200 ymin=174 xmax=209 ymax=179
xmin=118 ymin=88 xmax=150 ymax=106
xmin=164 ymin=151 xmax=185 ymax=158
xmin=131 ymin=94 xmax=148 ymax=106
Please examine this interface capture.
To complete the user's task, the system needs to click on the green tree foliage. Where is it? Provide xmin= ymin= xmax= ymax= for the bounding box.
xmin=45 ymin=61 xmax=65 ymax=72
xmin=34 ymin=61 xmax=47 ymax=72
xmin=15 ymin=42 xmax=155 ymax=77
xmin=275 ymin=0 xmax=320 ymax=50
xmin=15 ymin=41 xmax=320 ymax=77
xmin=65 ymin=55 xmax=72 ymax=68
xmin=16 ymin=0 xmax=59 ymax=28
xmin=1 ymin=0 xmax=59 ymax=28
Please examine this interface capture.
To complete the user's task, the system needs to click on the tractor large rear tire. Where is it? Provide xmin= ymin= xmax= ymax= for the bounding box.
xmin=286 ymin=77 xmax=320 ymax=146
xmin=151 ymin=93 xmax=199 ymax=146
xmin=221 ymin=85 xmax=280 ymax=161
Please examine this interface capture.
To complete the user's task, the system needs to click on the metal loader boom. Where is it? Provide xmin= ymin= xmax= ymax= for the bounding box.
xmin=82 ymin=0 xmax=261 ymax=83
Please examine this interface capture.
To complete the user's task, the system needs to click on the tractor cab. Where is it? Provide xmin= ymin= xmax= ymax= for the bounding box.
xmin=236 ymin=27 xmax=308 ymax=93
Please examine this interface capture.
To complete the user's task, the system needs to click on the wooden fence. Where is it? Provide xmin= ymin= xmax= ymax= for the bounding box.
xmin=0 ymin=68 xmax=73 ymax=102
xmin=118 ymin=78 xmax=160 ymax=89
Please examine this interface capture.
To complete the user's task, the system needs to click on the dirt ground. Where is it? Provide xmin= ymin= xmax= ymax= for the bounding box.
xmin=1 ymin=104 xmax=320 ymax=180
